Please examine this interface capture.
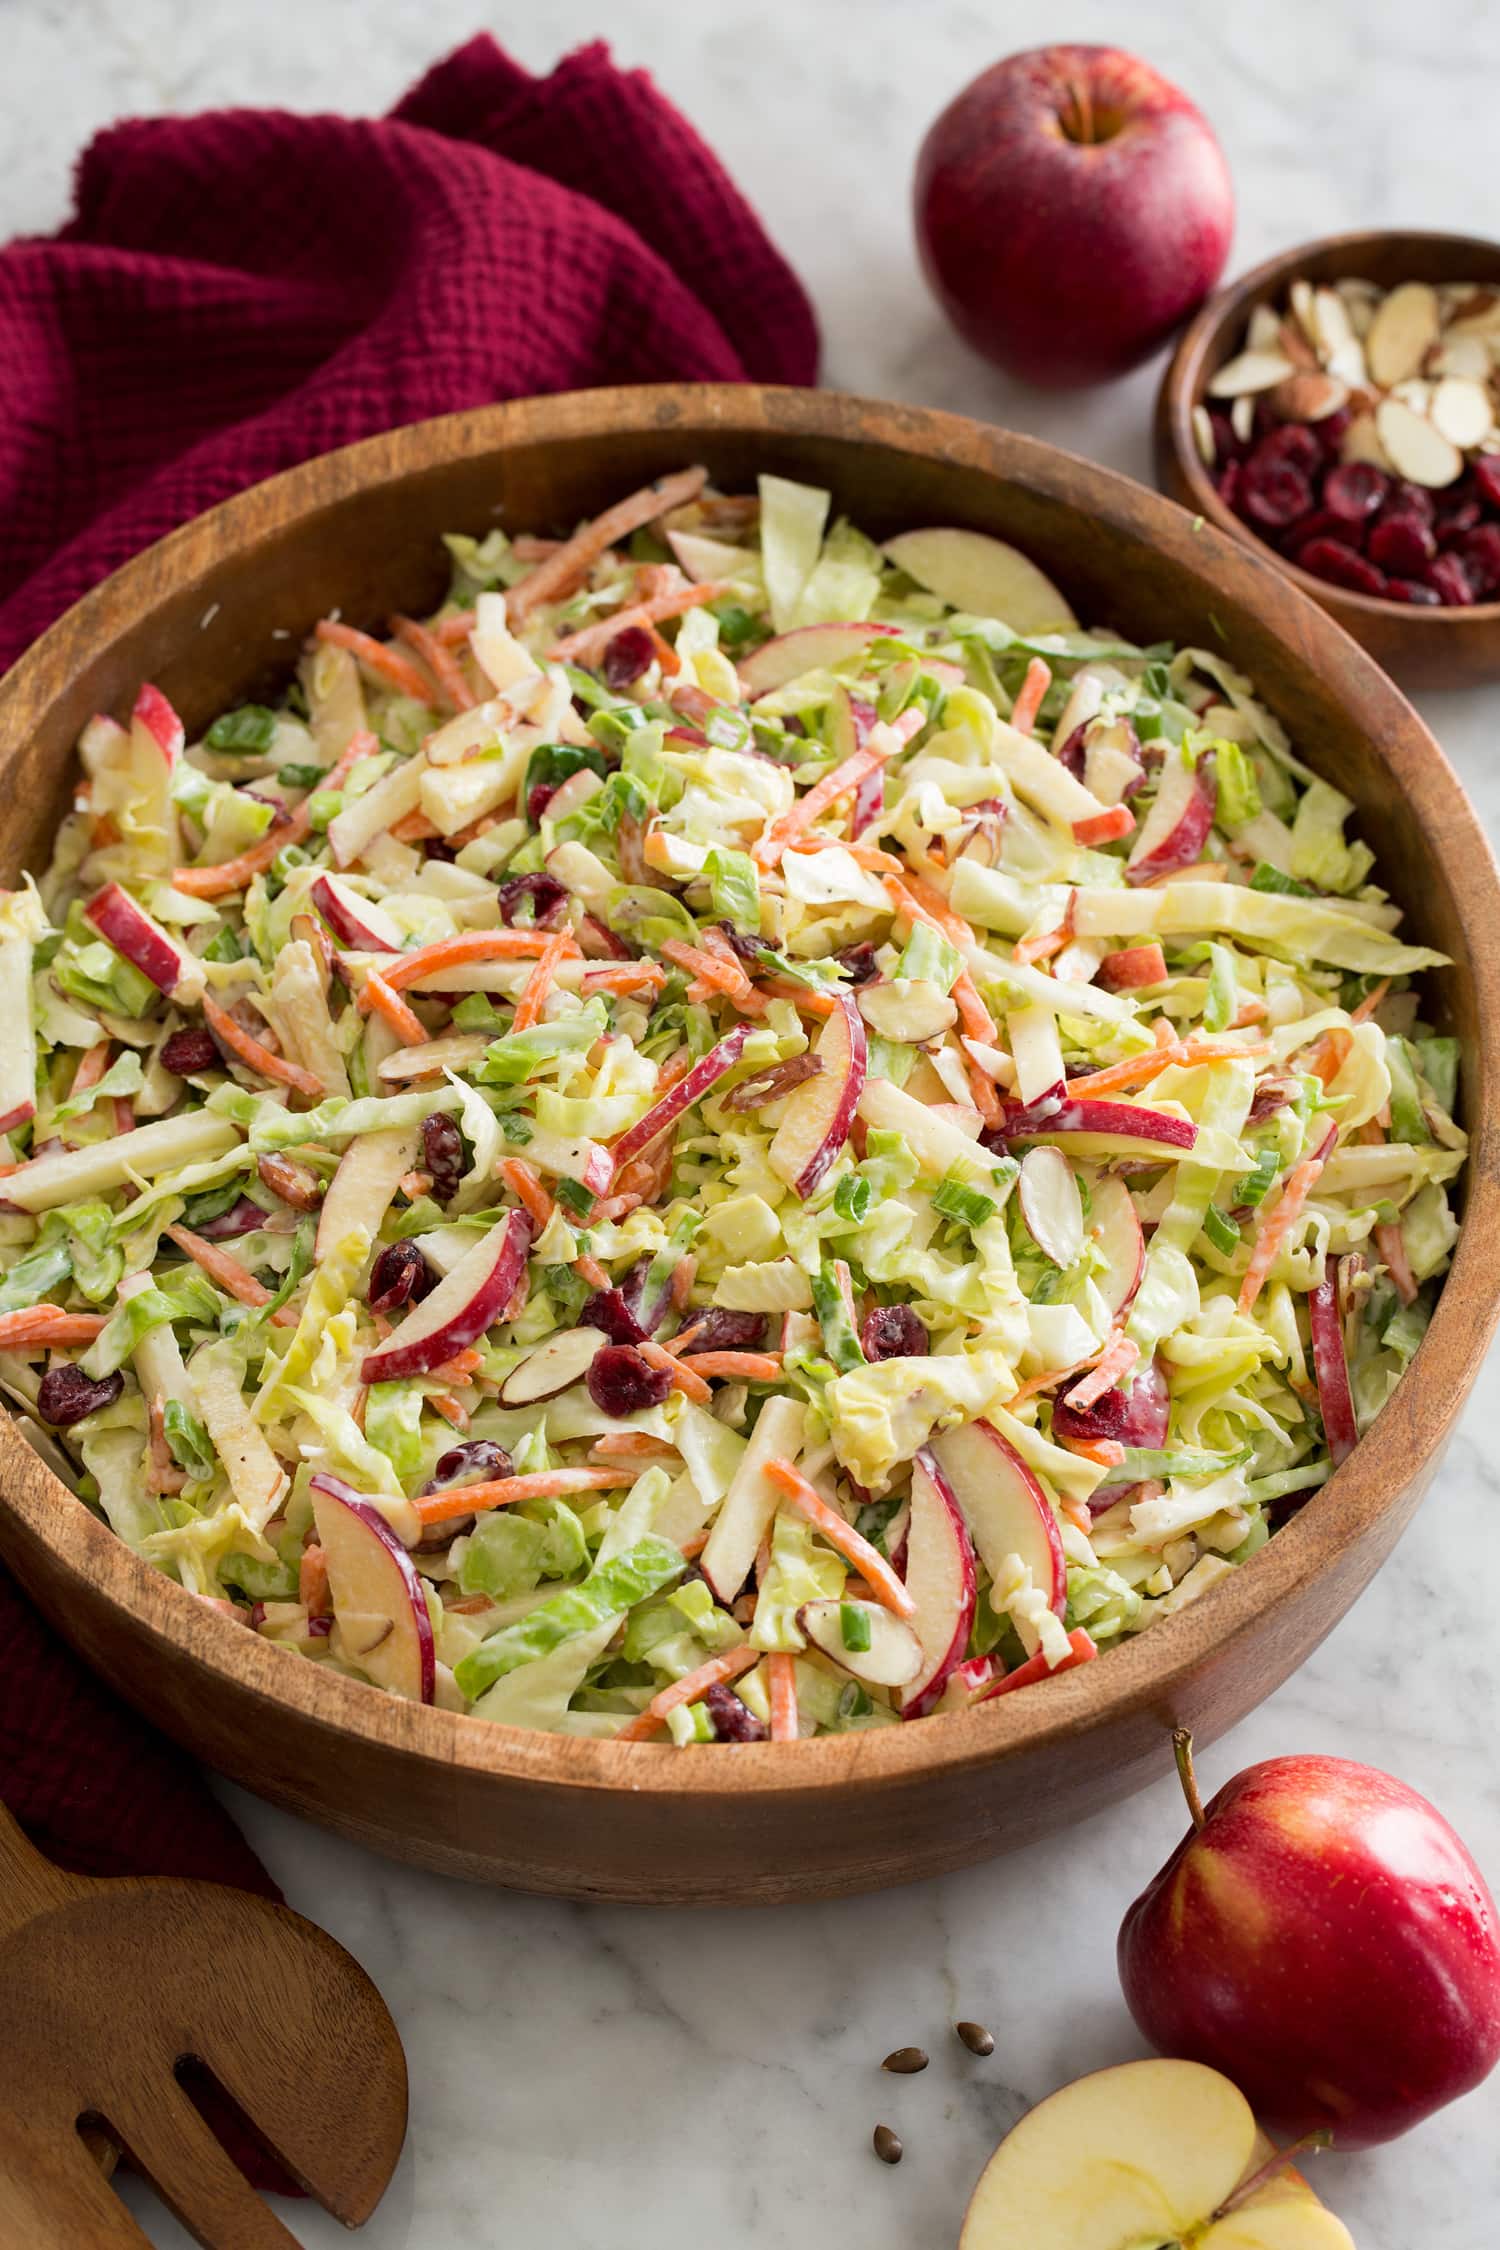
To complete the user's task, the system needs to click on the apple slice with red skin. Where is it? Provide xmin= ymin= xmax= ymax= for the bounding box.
xmin=900 ymin=1449 xmax=979 ymax=1717
xmin=797 ymin=1598 xmax=924 ymax=1688
xmin=737 ymin=622 xmax=900 ymax=697
xmin=309 ymin=1472 xmax=435 ymax=1703
xmin=1127 ymin=751 xmax=1217 ymax=885
xmin=82 ymin=883 xmax=206 ymax=1005
xmin=1308 ymin=1258 xmax=1358 ymax=1466
xmin=769 ymin=991 xmax=867 ymax=1199
xmin=881 ymin=527 xmax=1077 ymax=634
xmin=311 ymin=871 xmax=406 ymax=953
xmin=993 ymin=1092 xmax=1197 ymax=1159
xmin=609 ymin=1024 xmax=754 ymax=1175
xmin=361 ymin=1207 xmax=533 ymax=1382
xmin=1016 ymin=1145 xmax=1084 ymax=1267
xmin=927 ymin=1418 xmax=1067 ymax=1614
xmin=132 ymin=682 xmax=185 ymax=763
xmin=1087 ymin=1174 xmax=1146 ymax=1320
xmin=124 ymin=684 xmax=183 ymax=867
xmin=496 ymin=1326 xmax=602 ymax=1406
xmin=316 ymin=1125 xmax=418 ymax=1261
xmin=0 ymin=926 xmax=36 ymax=1134
xmin=1053 ymin=1354 xmax=1169 ymax=1451
xmin=975 ymin=1626 xmax=1097 ymax=1704
xmin=1097 ymin=942 xmax=1168 ymax=992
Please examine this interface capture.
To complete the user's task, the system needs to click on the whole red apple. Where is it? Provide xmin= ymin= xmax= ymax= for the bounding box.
xmin=1119 ymin=1736 xmax=1500 ymax=2148
xmin=914 ymin=45 xmax=1233 ymax=388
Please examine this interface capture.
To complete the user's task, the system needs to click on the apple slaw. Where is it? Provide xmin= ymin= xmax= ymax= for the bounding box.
xmin=0 ymin=467 xmax=1465 ymax=1743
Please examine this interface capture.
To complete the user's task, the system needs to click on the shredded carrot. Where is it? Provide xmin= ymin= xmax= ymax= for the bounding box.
xmin=677 ymin=1351 xmax=783 ymax=1382
xmin=548 ymin=580 xmax=732 ymax=664
xmin=787 ymin=836 xmax=904 ymax=874
xmin=1005 ymin=1352 xmax=1103 ymax=1408
xmin=963 ymin=1053 xmax=1004 ymax=1128
xmin=1060 ymin=1334 xmax=1139 ymax=1413
xmin=373 ymin=929 xmax=562 ymax=1000
xmin=398 ymin=1169 xmax=433 ymax=1200
xmin=1073 ymin=804 xmax=1136 ymax=847
xmin=315 ymin=619 xmax=435 ymax=704
xmin=434 ymin=609 xmax=478 ymax=646
xmin=894 ymin=872 xmax=973 ymax=946
xmin=69 ymin=1041 xmax=112 ymax=1096
xmin=164 ymin=1224 xmax=296 ymax=1325
xmin=429 ymin=1393 xmax=471 ymax=1430
xmin=756 ymin=977 xmax=836 ymax=1018
xmin=615 ymin=1646 xmax=761 ymax=1742
xmin=299 ymin=1545 xmax=331 ymax=1617
xmin=1010 ymin=657 xmax=1051 ymax=736
xmin=1013 ymin=925 xmax=1069 ymax=969
xmin=764 ymin=1460 xmax=917 ymax=1618
xmin=362 ymin=969 xmax=430 ymax=1047
xmin=661 ymin=937 xmax=756 ymax=1005
xmin=573 ymin=1252 xmax=612 ymax=1292
xmin=638 ymin=1338 xmax=713 ymax=1405
xmin=429 ymin=1347 xmax=484 ymax=1383
xmin=201 ymin=994 xmax=325 ymax=1101
xmin=1237 ymin=1122 xmax=1337 ymax=1314
xmin=1375 ymin=1218 xmax=1418 ymax=1307
xmin=882 ymin=873 xmax=998 ymax=1049
xmin=767 ymin=1650 xmax=800 ymax=1743
xmin=1059 ymin=1436 xmax=1127 ymax=1470
xmin=511 ymin=930 xmax=572 ymax=1033
xmin=1066 ymin=1034 xmax=1268 ymax=1100
xmin=0 ymin=1307 xmax=107 ymax=1349
xmin=501 ymin=1158 xmax=556 ymax=1231
xmin=1349 ymin=978 xmax=1392 ymax=1026
xmin=580 ymin=963 xmax=668 ymax=996
xmin=389 ymin=808 xmax=441 ymax=844
xmin=590 ymin=1432 xmax=681 ymax=1462
xmin=506 ymin=469 xmax=709 ymax=622
xmin=413 ymin=1465 xmax=635 ymax=1526
xmin=392 ymin=614 xmax=476 ymax=712
xmin=1300 ymin=1026 xmax=1351 ymax=1088
xmin=172 ymin=731 xmax=374 ymax=897
xmin=678 ymin=1527 xmax=711 ymax=1557
xmin=754 ymin=729 xmax=909 ymax=872
xmin=1230 ymin=997 xmax=1267 ymax=1028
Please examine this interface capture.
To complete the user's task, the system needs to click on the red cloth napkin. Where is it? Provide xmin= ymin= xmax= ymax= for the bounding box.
xmin=0 ymin=35 xmax=814 ymax=2183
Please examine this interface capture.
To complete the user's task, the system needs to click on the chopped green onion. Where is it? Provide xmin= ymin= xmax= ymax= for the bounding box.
xmin=839 ymin=1602 xmax=873 ymax=1653
xmin=205 ymin=705 xmax=278 ymax=753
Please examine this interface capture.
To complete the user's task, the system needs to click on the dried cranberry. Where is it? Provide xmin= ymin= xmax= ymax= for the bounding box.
xmin=1282 ymin=507 xmax=1352 ymax=555
xmin=714 ymin=921 xmax=763 ymax=966
xmin=1246 ymin=1080 xmax=1295 ymax=1124
xmin=37 ymin=1364 xmax=123 ymax=1426
xmin=422 ymin=1438 xmax=513 ymax=1492
xmin=1322 ymin=463 xmax=1389 ymax=523
xmin=1295 ymin=538 xmax=1388 ymax=597
xmin=1457 ymin=524 xmax=1500 ymax=596
xmin=527 ymin=780 xmax=558 ymax=824
xmin=582 ymin=1287 xmax=650 ymax=1345
xmin=719 ymin=1054 xmax=823 ymax=1112
xmin=705 ymin=1680 xmax=768 ymax=1742
xmin=1240 ymin=457 xmax=1315 ymax=531
xmin=1427 ymin=554 xmax=1475 ymax=606
xmin=1055 ymin=722 xmax=1088 ymax=779
xmin=497 ymin=871 xmax=568 ymax=928
xmin=1474 ymin=455 xmax=1500 ymax=512
xmin=1384 ymin=479 xmax=1437 ymax=525
xmin=1384 ymin=579 xmax=1443 ymax=606
xmin=1215 ymin=461 xmax=1243 ymax=511
xmin=677 ymin=1309 xmax=767 ymax=1355
xmin=422 ymin=1112 xmax=465 ymax=1205
xmin=835 ymin=941 xmax=880 ymax=986
xmin=1436 ymin=500 xmax=1482 ymax=541
xmin=1256 ymin=423 xmax=1322 ymax=477
xmin=368 ymin=1240 xmax=434 ymax=1313
xmin=602 ymin=624 xmax=657 ymax=691
xmin=195 ymin=1196 xmax=268 ymax=1240
xmin=1053 ymin=1357 xmax=1170 ymax=1451
xmin=1207 ymin=409 xmax=1242 ymax=462
xmin=1367 ymin=514 xmax=1436 ymax=577
xmin=860 ymin=1304 xmax=928 ymax=1362
xmin=586 ymin=1344 xmax=673 ymax=1416
xmin=161 ymin=1027 xmax=220 ymax=1075
xmin=1315 ymin=407 xmax=1352 ymax=458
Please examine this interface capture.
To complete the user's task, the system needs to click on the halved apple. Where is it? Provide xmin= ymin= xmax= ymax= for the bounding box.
xmin=769 ymin=992 xmax=866 ymax=1200
xmin=610 ymin=1024 xmax=755 ymax=1174
xmin=882 ymin=528 xmax=1076 ymax=634
xmin=1017 ymin=1146 xmax=1084 ymax=1268
xmin=737 ymin=622 xmax=899 ymax=697
xmin=797 ymin=1597 xmax=923 ymax=1687
xmin=497 ymin=1326 xmax=601 ymax=1406
xmin=960 ymin=2059 xmax=1354 ymax=2250
xmin=1127 ymin=753 xmax=1217 ymax=885
xmin=927 ymin=1419 xmax=1066 ymax=1615
xmin=1309 ymin=1258 xmax=1357 ymax=1466
xmin=901 ymin=1449 xmax=978 ymax=1718
xmin=82 ymin=882 xmax=206 ymax=1005
xmin=1088 ymin=1175 xmax=1146 ymax=1320
xmin=310 ymin=1472 xmax=435 ymax=1703
xmin=360 ymin=1207 xmax=533 ymax=1382
xmin=311 ymin=870 xmax=406 ymax=953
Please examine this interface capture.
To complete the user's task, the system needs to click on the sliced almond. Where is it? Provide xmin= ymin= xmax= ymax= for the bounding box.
xmin=1335 ymin=277 xmax=1381 ymax=338
xmin=1230 ymin=394 xmax=1255 ymax=445
xmin=1443 ymin=289 xmax=1500 ymax=340
xmin=1431 ymin=375 xmax=1493 ymax=449
xmin=1191 ymin=403 xmax=1216 ymax=467
xmin=1208 ymin=350 xmax=1295 ymax=398
xmin=1278 ymin=319 xmax=1319 ymax=370
xmin=1312 ymin=287 xmax=1355 ymax=357
xmin=1325 ymin=337 xmax=1369 ymax=388
xmin=1365 ymin=281 xmax=1441 ymax=387
xmin=1375 ymin=396 xmax=1463 ymax=487
xmin=1342 ymin=412 xmax=1393 ymax=471
xmin=1247 ymin=303 xmax=1284 ymax=352
xmin=1269 ymin=370 xmax=1348 ymax=422
xmin=1430 ymin=334 xmax=1492 ymax=381
xmin=1289 ymin=277 xmax=1319 ymax=343
xmin=1389 ymin=377 xmax=1433 ymax=414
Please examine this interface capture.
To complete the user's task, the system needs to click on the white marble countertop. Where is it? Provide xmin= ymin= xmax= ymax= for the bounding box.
xmin=6 ymin=3 xmax=1500 ymax=2244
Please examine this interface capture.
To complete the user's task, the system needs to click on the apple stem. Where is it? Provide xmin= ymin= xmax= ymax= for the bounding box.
xmin=1173 ymin=1727 xmax=1207 ymax=1832
xmin=1211 ymin=2130 xmax=1334 ymax=2219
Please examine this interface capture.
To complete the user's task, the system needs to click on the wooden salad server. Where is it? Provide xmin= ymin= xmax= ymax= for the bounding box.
xmin=0 ymin=1798 xmax=406 ymax=2247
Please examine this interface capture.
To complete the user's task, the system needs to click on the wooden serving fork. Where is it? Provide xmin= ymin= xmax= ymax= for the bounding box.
xmin=0 ymin=1799 xmax=406 ymax=2247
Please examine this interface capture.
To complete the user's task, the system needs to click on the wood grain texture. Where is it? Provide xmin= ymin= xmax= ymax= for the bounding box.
xmin=0 ymin=1800 xmax=405 ymax=2246
xmin=0 ymin=385 xmax=1496 ymax=1905
xmin=1155 ymin=229 xmax=1500 ymax=688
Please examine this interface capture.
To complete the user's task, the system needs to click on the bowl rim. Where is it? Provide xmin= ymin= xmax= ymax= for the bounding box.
xmin=2 ymin=379 xmax=1498 ymax=1802
xmin=1158 ymin=227 xmax=1500 ymax=625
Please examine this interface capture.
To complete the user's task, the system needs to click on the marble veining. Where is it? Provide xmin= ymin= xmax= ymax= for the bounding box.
xmin=3 ymin=2 xmax=1499 ymax=2242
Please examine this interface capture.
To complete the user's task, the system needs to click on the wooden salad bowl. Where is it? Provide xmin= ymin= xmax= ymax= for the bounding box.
xmin=0 ymin=386 xmax=1496 ymax=1905
xmin=1155 ymin=229 xmax=1500 ymax=689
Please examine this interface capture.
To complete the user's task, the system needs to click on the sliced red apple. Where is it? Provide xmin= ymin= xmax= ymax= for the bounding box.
xmin=326 ymin=753 xmax=422 ymax=870
xmin=1081 ymin=717 xmax=1145 ymax=805
xmin=1006 ymin=1003 xmax=1065 ymax=1109
xmin=1309 ymin=1257 xmax=1358 ymax=1467
xmin=699 ymin=1394 xmax=807 ymax=1604
xmin=927 ymin=1419 xmax=1066 ymax=1615
xmin=316 ymin=1125 xmax=419 ymax=1260
xmin=309 ymin=1472 xmax=435 ymax=1703
xmin=1017 ymin=1146 xmax=1084 ymax=1267
xmin=797 ymin=1597 xmax=923 ymax=1687
xmin=901 ymin=1449 xmax=978 ymax=1718
xmin=1097 ymin=942 xmax=1168 ymax=992
xmin=996 ymin=1093 xmax=1197 ymax=1159
xmin=882 ymin=527 xmax=1076 ymax=634
xmin=3 ymin=1111 xmax=239 ymax=1212
xmin=737 ymin=622 xmax=899 ymax=697
xmin=609 ymin=1024 xmax=754 ymax=1174
xmin=360 ymin=1207 xmax=533 ymax=1383
xmin=497 ymin=1326 xmax=602 ymax=1406
xmin=768 ymin=992 xmax=866 ymax=1200
xmin=974 ymin=1626 xmax=1097 ymax=1703
xmin=82 ymin=883 xmax=206 ymax=1005
xmin=1088 ymin=1174 xmax=1146 ymax=1319
xmin=132 ymin=683 xmax=185 ymax=762
xmin=311 ymin=871 xmax=406 ymax=953
xmin=1127 ymin=753 xmax=1217 ymax=885
xmin=0 ymin=921 xmax=37 ymax=1134
xmin=125 ymin=684 xmax=183 ymax=868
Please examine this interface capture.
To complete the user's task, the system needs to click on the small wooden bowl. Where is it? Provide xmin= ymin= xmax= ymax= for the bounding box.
xmin=1155 ymin=230 xmax=1500 ymax=689
xmin=1 ymin=386 xmax=1498 ymax=1904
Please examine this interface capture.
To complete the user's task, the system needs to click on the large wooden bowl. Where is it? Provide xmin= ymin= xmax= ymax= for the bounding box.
xmin=1 ymin=387 xmax=1496 ymax=1905
xmin=1155 ymin=230 xmax=1500 ymax=690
